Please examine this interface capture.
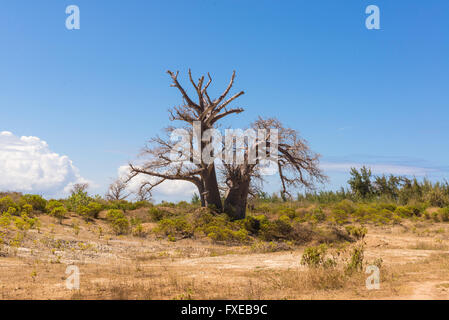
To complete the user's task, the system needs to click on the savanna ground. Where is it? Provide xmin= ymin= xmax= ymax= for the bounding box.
xmin=2 ymin=205 xmax=449 ymax=300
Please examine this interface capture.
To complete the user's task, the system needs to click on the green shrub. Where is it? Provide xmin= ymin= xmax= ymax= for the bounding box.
xmin=334 ymin=199 xmax=356 ymax=214
xmin=332 ymin=209 xmax=348 ymax=224
xmin=206 ymin=227 xmax=249 ymax=243
xmin=345 ymin=244 xmax=364 ymax=273
xmin=67 ymin=189 xmax=90 ymax=213
xmin=79 ymin=202 xmax=103 ymax=220
xmin=0 ymin=212 xmax=12 ymax=228
xmin=50 ymin=206 xmax=67 ymax=223
xmin=254 ymin=203 xmax=272 ymax=214
xmin=278 ymin=207 xmax=296 ymax=219
xmin=395 ymin=206 xmax=414 ymax=218
xmin=243 ymin=216 xmax=261 ymax=235
xmin=406 ymin=205 xmax=424 ymax=217
xmin=21 ymin=204 xmax=33 ymax=215
xmin=105 ymin=209 xmax=130 ymax=234
xmin=0 ymin=196 xmax=18 ymax=213
xmin=111 ymin=218 xmax=130 ymax=235
xmin=259 ymin=216 xmax=293 ymax=241
xmin=6 ymin=207 xmax=18 ymax=216
xmin=378 ymin=203 xmax=397 ymax=212
xmin=46 ymin=200 xmax=64 ymax=212
xmin=21 ymin=195 xmax=47 ymax=212
xmin=301 ymin=244 xmax=335 ymax=268
xmin=154 ymin=217 xmax=193 ymax=238
xmin=148 ymin=207 xmax=167 ymax=221
xmin=106 ymin=209 xmax=125 ymax=221
xmin=134 ymin=201 xmax=152 ymax=209
xmin=345 ymin=225 xmax=367 ymax=240
xmin=13 ymin=214 xmax=39 ymax=231
xmin=380 ymin=209 xmax=393 ymax=219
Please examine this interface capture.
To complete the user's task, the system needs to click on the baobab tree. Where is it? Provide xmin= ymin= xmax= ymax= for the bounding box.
xmin=128 ymin=70 xmax=325 ymax=219
xmin=222 ymin=117 xmax=327 ymax=219
xmin=129 ymin=70 xmax=245 ymax=211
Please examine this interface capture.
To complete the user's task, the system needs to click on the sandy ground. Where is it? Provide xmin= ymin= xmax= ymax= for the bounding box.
xmin=1 ymin=214 xmax=449 ymax=299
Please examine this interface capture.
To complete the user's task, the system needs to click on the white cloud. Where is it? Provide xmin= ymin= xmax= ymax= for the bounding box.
xmin=321 ymin=162 xmax=436 ymax=176
xmin=0 ymin=131 xmax=87 ymax=197
xmin=118 ymin=165 xmax=197 ymax=202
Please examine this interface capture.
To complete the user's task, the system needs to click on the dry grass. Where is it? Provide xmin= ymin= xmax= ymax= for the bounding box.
xmin=1 ymin=214 xmax=449 ymax=299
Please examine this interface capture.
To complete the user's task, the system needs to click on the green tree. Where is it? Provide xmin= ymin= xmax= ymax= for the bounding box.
xmin=348 ymin=166 xmax=373 ymax=199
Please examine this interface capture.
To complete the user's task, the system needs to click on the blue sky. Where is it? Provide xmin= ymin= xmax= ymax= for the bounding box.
xmin=0 ymin=0 xmax=448 ymax=200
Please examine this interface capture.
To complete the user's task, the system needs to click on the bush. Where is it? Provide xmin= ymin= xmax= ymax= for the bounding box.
xmin=148 ymin=207 xmax=167 ymax=221
xmin=345 ymin=225 xmax=367 ymax=240
xmin=438 ymin=207 xmax=449 ymax=222
xmin=154 ymin=217 xmax=193 ymax=239
xmin=243 ymin=216 xmax=261 ymax=235
xmin=206 ymin=227 xmax=249 ymax=243
xmin=0 ymin=212 xmax=11 ymax=228
xmin=50 ymin=206 xmax=67 ymax=223
xmin=106 ymin=209 xmax=125 ymax=221
xmin=278 ymin=207 xmax=296 ymax=219
xmin=334 ymin=200 xmax=356 ymax=214
xmin=46 ymin=200 xmax=64 ymax=212
xmin=21 ymin=195 xmax=47 ymax=212
xmin=21 ymin=204 xmax=33 ymax=215
xmin=79 ymin=202 xmax=103 ymax=220
xmin=13 ymin=214 xmax=39 ymax=231
xmin=332 ymin=209 xmax=349 ymax=225
xmin=111 ymin=218 xmax=130 ymax=235
xmin=6 ymin=207 xmax=18 ymax=216
xmin=105 ymin=209 xmax=130 ymax=234
xmin=345 ymin=244 xmax=365 ymax=273
xmin=395 ymin=206 xmax=414 ymax=218
xmin=380 ymin=209 xmax=393 ymax=219
xmin=0 ymin=196 xmax=18 ymax=213
xmin=259 ymin=216 xmax=293 ymax=241
xmin=378 ymin=203 xmax=397 ymax=212
xmin=301 ymin=244 xmax=335 ymax=268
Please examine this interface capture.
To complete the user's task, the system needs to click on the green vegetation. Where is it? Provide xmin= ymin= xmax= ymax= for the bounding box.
xmin=1 ymin=167 xmax=448 ymax=247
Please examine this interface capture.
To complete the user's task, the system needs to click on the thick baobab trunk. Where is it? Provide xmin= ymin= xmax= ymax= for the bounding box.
xmin=224 ymin=177 xmax=250 ymax=220
xmin=202 ymin=164 xmax=223 ymax=211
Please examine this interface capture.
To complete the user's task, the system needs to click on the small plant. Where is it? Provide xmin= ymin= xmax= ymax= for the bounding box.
xmin=345 ymin=243 xmax=365 ymax=273
xmin=345 ymin=225 xmax=367 ymax=240
xmin=132 ymin=223 xmax=146 ymax=237
xmin=438 ymin=207 xmax=449 ymax=222
xmin=301 ymin=244 xmax=329 ymax=268
xmin=72 ymin=222 xmax=80 ymax=236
